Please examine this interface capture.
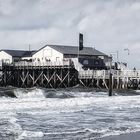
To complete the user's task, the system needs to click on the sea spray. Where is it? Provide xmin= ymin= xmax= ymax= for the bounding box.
xmin=14 ymin=87 xmax=45 ymax=98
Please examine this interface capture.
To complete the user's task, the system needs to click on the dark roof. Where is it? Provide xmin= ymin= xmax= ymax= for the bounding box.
xmin=1 ymin=50 xmax=36 ymax=57
xmin=35 ymin=45 xmax=107 ymax=56
xmin=22 ymin=51 xmax=36 ymax=57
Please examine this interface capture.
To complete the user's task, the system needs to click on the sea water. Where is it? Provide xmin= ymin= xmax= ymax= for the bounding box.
xmin=0 ymin=87 xmax=140 ymax=140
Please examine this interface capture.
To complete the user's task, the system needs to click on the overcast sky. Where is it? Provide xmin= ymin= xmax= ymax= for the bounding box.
xmin=0 ymin=0 xmax=140 ymax=68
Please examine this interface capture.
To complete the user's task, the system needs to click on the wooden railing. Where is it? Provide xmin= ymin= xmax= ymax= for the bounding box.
xmin=79 ymin=70 xmax=140 ymax=79
xmin=14 ymin=60 xmax=71 ymax=67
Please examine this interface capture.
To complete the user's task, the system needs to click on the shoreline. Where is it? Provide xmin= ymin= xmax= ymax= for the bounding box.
xmin=96 ymin=131 xmax=140 ymax=140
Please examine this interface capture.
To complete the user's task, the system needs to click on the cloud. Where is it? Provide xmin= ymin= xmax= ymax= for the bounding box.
xmin=0 ymin=0 xmax=140 ymax=68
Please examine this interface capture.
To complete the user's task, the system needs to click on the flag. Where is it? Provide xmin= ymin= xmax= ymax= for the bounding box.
xmin=79 ymin=33 xmax=83 ymax=51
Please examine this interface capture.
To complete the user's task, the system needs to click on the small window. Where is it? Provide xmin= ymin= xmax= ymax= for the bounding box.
xmin=56 ymin=57 xmax=60 ymax=61
xmin=83 ymin=60 xmax=88 ymax=65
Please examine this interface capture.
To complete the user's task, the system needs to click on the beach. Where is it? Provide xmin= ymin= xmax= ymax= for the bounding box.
xmin=97 ymin=132 xmax=140 ymax=140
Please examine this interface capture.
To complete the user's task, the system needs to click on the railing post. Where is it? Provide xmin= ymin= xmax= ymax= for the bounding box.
xmin=109 ymin=71 xmax=112 ymax=96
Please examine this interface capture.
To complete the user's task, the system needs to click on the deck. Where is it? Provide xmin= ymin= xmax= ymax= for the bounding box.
xmin=78 ymin=69 xmax=140 ymax=79
xmin=0 ymin=60 xmax=140 ymax=89
xmin=78 ymin=69 xmax=140 ymax=89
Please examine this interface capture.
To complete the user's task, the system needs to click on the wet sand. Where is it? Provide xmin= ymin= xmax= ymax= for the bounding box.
xmin=97 ymin=132 xmax=140 ymax=140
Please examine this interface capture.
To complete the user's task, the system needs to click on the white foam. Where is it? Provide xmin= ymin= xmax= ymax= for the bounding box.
xmin=44 ymin=128 xmax=97 ymax=135
xmin=17 ymin=130 xmax=44 ymax=140
xmin=8 ymin=120 xmax=22 ymax=136
xmin=135 ymin=90 xmax=140 ymax=93
xmin=14 ymin=88 xmax=45 ymax=99
xmin=0 ymin=116 xmax=22 ymax=139
xmin=0 ymin=92 xmax=140 ymax=113
xmin=1 ymin=90 xmax=140 ymax=140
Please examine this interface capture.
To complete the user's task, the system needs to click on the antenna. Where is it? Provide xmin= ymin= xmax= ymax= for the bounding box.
xmin=29 ymin=44 xmax=31 ymax=51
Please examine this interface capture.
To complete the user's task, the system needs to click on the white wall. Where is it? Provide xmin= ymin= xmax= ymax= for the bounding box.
xmin=32 ymin=46 xmax=63 ymax=63
xmin=0 ymin=51 xmax=12 ymax=63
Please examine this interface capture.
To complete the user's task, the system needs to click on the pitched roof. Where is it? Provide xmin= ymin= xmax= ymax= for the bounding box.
xmin=36 ymin=45 xmax=107 ymax=56
xmin=1 ymin=50 xmax=36 ymax=57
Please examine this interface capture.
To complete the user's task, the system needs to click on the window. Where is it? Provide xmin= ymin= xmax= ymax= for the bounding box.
xmin=83 ymin=60 xmax=88 ymax=65
xmin=56 ymin=57 xmax=60 ymax=61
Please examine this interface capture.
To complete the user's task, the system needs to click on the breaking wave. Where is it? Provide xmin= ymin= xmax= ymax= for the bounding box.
xmin=0 ymin=87 xmax=109 ymax=99
xmin=0 ymin=87 xmax=16 ymax=98
xmin=1 ymin=86 xmax=140 ymax=99
xmin=14 ymin=88 xmax=45 ymax=99
xmin=1 ymin=87 xmax=140 ymax=139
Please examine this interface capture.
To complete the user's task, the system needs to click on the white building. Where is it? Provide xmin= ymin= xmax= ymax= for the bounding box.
xmin=32 ymin=45 xmax=109 ymax=62
xmin=31 ymin=45 xmax=111 ymax=69
xmin=32 ymin=45 xmax=63 ymax=63
xmin=0 ymin=45 xmax=111 ymax=69
xmin=0 ymin=50 xmax=35 ymax=64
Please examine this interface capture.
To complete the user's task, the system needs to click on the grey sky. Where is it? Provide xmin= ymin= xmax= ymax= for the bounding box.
xmin=0 ymin=0 xmax=140 ymax=68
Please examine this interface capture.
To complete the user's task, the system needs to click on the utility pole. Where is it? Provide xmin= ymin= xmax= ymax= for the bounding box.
xmin=109 ymin=55 xmax=112 ymax=96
